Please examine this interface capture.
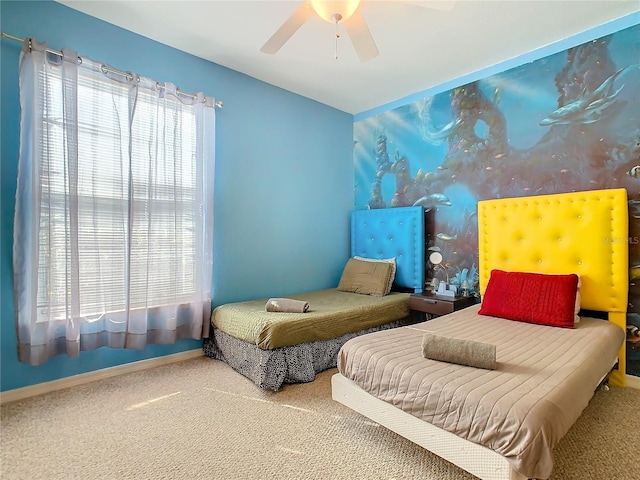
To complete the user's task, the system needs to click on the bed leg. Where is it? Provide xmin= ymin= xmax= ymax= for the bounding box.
xmin=597 ymin=373 xmax=611 ymax=392
xmin=596 ymin=362 xmax=618 ymax=392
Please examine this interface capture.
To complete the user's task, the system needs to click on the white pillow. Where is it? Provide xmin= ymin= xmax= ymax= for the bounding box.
xmin=353 ymin=256 xmax=396 ymax=295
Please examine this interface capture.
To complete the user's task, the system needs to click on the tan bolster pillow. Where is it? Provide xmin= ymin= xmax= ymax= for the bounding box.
xmin=422 ymin=333 xmax=496 ymax=370
xmin=265 ymin=298 xmax=310 ymax=313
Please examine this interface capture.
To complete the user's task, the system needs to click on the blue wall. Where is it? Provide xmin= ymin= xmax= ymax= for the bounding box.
xmin=0 ymin=1 xmax=354 ymax=392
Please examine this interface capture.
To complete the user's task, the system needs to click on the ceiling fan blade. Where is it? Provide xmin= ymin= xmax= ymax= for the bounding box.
xmin=401 ymin=0 xmax=456 ymax=12
xmin=260 ymin=1 xmax=314 ymax=54
xmin=343 ymin=8 xmax=379 ymax=63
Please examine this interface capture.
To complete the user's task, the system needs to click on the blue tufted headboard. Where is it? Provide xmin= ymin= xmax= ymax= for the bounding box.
xmin=350 ymin=206 xmax=425 ymax=292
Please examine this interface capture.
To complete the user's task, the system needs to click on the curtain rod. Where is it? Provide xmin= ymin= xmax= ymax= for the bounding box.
xmin=1 ymin=31 xmax=223 ymax=108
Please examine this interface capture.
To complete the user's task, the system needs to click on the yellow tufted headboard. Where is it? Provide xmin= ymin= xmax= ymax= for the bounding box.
xmin=478 ymin=188 xmax=629 ymax=386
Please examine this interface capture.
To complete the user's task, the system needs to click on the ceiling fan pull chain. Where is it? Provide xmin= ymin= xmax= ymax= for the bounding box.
xmin=335 ymin=28 xmax=339 ymax=59
xmin=332 ymin=13 xmax=342 ymax=60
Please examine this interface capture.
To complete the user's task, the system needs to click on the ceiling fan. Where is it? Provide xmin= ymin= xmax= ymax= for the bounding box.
xmin=260 ymin=0 xmax=456 ymax=62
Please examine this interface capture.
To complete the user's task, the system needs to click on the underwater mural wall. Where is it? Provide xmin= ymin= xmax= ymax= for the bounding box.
xmin=353 ymin=23 xmax=640 ymax=377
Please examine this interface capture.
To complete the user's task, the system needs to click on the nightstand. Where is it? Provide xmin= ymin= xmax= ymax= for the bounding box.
xmin=409 ymin=292 xmax=476 ymax=321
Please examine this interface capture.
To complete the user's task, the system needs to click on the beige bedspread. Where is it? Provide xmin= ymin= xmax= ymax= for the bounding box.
xmin=337 ymin=304 xmax=625 ymax=479
xmin=212 ymin=289 xmax=410 ymax=350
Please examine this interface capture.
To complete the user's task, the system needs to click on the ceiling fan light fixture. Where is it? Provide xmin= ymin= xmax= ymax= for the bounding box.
xmin=311 ymin=0 xmax=361 ymax=23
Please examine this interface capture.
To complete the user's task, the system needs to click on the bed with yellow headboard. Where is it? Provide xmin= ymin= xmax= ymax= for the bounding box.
xmin=331 ymin=189 xmax=628 ymax=480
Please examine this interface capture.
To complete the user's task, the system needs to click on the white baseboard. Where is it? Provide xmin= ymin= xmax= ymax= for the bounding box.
xmin=626 ymin=374 xmax=640 ymax=389
xmin=0 ymin=349 xmax=204 ymax=405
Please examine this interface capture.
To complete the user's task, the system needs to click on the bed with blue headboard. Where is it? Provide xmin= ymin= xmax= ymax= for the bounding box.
xmin=203 ymin=206 xmax=425 ymax=391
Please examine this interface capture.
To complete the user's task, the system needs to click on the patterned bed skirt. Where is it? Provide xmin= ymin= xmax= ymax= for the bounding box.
xmin=203 ymin=318 xmax=411 ymax=391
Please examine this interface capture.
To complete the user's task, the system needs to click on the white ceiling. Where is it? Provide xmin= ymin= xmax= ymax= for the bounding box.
xmin=57 ymin=1 xmax=639 ymax=115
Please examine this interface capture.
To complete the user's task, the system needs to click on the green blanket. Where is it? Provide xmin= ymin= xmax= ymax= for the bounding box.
xmin=212 ymin=288 xmax=410 ymax=349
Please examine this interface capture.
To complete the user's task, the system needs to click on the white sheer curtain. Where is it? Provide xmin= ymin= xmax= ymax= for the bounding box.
xmin=13 ymin=39 xmax=215 ymax=365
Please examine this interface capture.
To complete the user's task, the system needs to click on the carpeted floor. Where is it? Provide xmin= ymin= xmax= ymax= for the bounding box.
xmin=1 ymin=357 xmax=639 ymax=480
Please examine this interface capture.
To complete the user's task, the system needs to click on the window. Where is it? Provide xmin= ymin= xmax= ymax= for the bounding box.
xmin=14 ymin=41 xmax=215 ymax=364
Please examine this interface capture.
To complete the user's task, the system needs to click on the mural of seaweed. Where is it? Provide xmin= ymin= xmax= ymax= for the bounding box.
xmin=354 ymin=23 xmax=640 ymax=376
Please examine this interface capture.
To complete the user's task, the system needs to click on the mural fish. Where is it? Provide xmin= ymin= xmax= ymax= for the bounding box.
xmin=436 ymin=233 xmax=458 ymax=241
xmin=539 ymin=67 xmax=628 ymax=126
xmin=413 ymin=193 xmax=452 ymax=208
xmin=627 ymin=165 xmax=640 ymax=178
xmin=493 ymin=88 xmax=501 ymax=105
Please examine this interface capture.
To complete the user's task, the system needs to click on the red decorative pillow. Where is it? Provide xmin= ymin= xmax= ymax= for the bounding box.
xmin=478 ymin=270 xmax=579 ymax=328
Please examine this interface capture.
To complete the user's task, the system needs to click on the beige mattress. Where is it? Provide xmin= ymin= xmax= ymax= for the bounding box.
xmin=337 ymin=304 xmax=625 ymax=479
xmin=212 ymin=288 xmax=410 ymax=350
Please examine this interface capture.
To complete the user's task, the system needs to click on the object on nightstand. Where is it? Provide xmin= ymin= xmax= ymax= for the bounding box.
xmin=436 ymin=281 xmax=457 ymax=298
xmin=461 ymin=279 xmax=470 ymax=297
xmin=429 ymin=278 xmax=440 ymax=295
xmin=430 ymin=251 xmax=456 ymax=297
